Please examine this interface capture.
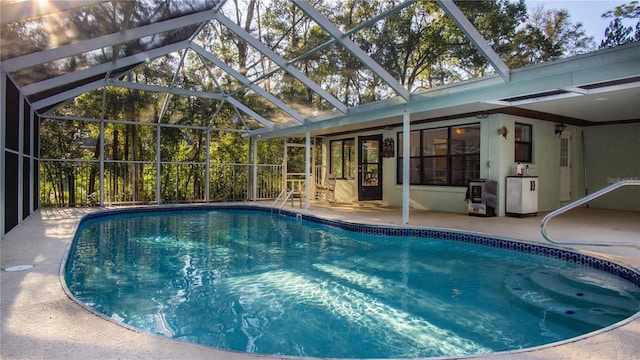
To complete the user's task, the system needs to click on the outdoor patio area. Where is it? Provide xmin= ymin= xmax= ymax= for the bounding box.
xmin=1 ymin=202 xmax=639 ymax=360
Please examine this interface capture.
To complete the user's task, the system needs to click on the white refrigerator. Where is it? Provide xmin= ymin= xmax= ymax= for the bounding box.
xmin=506 ymin=176 xmax=538 ymax=217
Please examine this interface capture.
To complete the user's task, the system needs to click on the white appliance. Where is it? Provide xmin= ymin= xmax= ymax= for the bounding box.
xmin=506 ymin=176 xmax=538 ymax=217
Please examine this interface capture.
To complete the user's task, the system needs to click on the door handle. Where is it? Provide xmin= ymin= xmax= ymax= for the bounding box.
xmin=530 ymin=181 xmax=535 ymax=191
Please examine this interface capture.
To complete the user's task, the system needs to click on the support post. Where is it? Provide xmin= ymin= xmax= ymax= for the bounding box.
xmin=205 ymin=128 xmax=210 ymax=202
xmin=252 ymin=136 xmax=258 ymax=201
xmin=17 ymin=92 xmax=24 ymax=224
xmin=155 ymin=124 xmax=161 ymax=204
xmin=282 ymin=137 xmax=287 ymax=191
xmin=99 ymin=120 xmax=105 ymax=206
xmin=29 ymin=109 xmax=34 ymax=213
xmin=305 ymin=129 xmax=311 ymax=210
xmin=402 ymin=109 xmax=410 ymax=224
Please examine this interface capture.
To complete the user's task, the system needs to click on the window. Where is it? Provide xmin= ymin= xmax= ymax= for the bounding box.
xmin=514 ymin=123 xmax=533 ymax=163
xmin=397 ymin=124 xmax=480 ymax=186
xmin=330 ymin=139 xmax=355 ymax=179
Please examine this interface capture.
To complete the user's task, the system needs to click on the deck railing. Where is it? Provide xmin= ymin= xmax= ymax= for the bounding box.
xmin=39 ymin=159 xmax=283 ymax=207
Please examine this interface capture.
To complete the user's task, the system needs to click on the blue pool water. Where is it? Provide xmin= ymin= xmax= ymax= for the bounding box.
xmin=65 ymin=208 xmax=640 ymax=358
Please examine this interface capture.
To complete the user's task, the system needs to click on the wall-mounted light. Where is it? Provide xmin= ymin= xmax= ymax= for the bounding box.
xmin=475 ymin=113 xmax=489 ymax=119
xmin=497 ymin=126 xmax=508 ymax=139
xmin=555 ymin=123 xmax=566 ymax=137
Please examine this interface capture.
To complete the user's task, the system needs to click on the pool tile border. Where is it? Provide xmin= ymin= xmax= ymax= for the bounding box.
xmin=78 ymin=204 xmax=640 ymax=288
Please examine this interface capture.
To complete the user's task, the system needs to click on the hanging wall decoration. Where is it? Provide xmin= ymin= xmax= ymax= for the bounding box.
xmin=382 ymin=137 xmax=395 ymax=158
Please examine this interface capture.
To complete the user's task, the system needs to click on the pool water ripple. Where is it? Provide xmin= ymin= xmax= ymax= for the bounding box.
xmin=65 ymin=208 xmax=640 ymax=359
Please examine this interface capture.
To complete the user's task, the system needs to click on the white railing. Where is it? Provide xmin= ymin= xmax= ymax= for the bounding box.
xmin=39 ymin=159 xmax=283 ymax=207
xmin=257 ymin=164 xmax=284 ymax=200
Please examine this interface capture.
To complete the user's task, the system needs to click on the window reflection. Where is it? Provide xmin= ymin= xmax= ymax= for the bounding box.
xmin=515 ymin=123 xmax=533 ymax=163
xmin=330 ymin=139 xmax=355 ymax=179
xmin=397 ymin=124 xmax=480 ymax=186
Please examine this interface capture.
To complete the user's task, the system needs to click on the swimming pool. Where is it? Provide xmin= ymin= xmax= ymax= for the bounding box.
xmin=64 ymin=206 xmax=640 ymax=359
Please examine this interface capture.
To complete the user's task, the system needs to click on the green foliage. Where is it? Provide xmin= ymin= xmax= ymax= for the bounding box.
xmin=507 ymin=5 xmax=595 ymax=68
xmin=600 ymin=1 xmax=640 ymax=48
xmin=36 ymin=0 xmax=605 ymax=206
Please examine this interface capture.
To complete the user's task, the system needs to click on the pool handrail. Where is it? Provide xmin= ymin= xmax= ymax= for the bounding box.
xmin=271 ymin=188 xmax=302 ymax=213
xmin=271 ymin=188 xmax=288 ymax=212
xmin=541 ymin=179 xmax=640 ymax=250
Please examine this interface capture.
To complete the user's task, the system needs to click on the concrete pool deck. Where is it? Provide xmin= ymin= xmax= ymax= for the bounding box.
xmin=1 ymin=203 xmax=639 ymax=360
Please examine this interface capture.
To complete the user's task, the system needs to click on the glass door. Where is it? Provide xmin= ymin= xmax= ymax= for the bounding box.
xmin=358 ymin=135 xmax=383 ymax=201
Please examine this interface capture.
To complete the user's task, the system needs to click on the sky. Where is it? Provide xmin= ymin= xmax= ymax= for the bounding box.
xmin=526 ymin=0 xmax=630 ymax=43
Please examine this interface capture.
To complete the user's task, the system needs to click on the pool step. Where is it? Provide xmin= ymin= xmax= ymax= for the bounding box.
xmin=557 ymin=268 xmax=640 ymax=297
xmin=528 ymin=268 xmax=640 ymax=312
xmin=505 ymin=268 xmax=640 ymax=330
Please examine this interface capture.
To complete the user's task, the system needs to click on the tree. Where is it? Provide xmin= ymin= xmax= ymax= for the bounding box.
xmin=35 ymin=0 xmax=608 ymax=206
xmin=508 ymin=5 xmax=594 ymax=68
xmin=600 ymin=1 xmax=640 ymax=48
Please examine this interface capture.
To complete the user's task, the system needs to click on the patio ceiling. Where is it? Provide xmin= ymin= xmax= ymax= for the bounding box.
xmin=2 ymin=0 xmax=639 ymax=139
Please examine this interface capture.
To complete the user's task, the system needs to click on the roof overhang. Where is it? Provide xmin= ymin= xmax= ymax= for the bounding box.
xmin=252 ymin=42 xmax=640 ymax=139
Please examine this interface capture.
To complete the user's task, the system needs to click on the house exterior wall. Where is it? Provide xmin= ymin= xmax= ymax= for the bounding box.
xmin=323 ymin=114 xmax=601 ymax=216
xmin=494 ymin=115 xmax=580 ymax=215
xmin=582 ymin=123 xmax=640 ymax=211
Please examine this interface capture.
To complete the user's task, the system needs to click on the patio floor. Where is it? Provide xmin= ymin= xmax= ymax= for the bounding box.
xmin=1 ymin=202 xmax=639 ymax=360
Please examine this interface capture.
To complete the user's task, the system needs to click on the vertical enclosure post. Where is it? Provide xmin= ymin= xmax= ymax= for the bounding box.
xmin=305 ymin=129 xmax=311 ymax=210
xmin=156 ymin=124 xmax=161 ymax=204
xmin=205 ymin=128 xmax=210 ymax=202
xmin=29 ymin=109 xmax=34 ymax=213
xmin=17 ymin=92 xmax=24 ymax=224
xmin=252 ymin=136 xmax=258 ymax=201
xmin=99 ymin=120 xmax=105 ymax=206
xmin=402 ymin=109 xmax=410 ymax=224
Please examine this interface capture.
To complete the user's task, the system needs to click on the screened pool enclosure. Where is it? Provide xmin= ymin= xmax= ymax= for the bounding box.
xmin=2 ymin=0 xmax=640 ymax=237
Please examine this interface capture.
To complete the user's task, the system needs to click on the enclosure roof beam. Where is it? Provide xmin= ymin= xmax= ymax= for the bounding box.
xmin=253 ymin=0 xmax=418 ymax=86
xmin=2 ymin=10 xmax=218 ymax=73
xmin=31 ymin=79 xmax=107 ymax=111
xmin=190 ymin=43 xmax=307 ymax=124
xmin=295 ymin=0 xmax=411 ymax=101
xmin=21 ymin=40 xmax=190 ymax=96
xmin=108 ymin=80 xmax=226 ymax=100
xmin=41 ymin=114 xmax=247 ymax=133
xmin=436 ymin=0 xmax=511 ymax=82
xmin=224 ymin=96 xmax=274 ymax=130
xmin=214 ymin=13 xmax=348 ymax=114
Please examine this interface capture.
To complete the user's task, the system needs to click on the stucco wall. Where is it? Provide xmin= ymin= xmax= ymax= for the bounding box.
xmin=323 ymin=116 xmax=637 ymax=214
xmin=582 ymin=123 xmax=640 ymax=211
xmin=497 ymin=115 xmax=573 ymax=214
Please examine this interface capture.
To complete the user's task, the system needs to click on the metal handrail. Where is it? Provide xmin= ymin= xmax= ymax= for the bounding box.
xmin=541 ymin=179 xmax=640 ymax=250
xmin=279 ymin=189 xmax=302 ymax=212
xmin=271 ymin=188 xmax=289 ymax=212
xmin=271 ymin=188 xmax=288 ymax=212
xmin=271 ymin=188 xmax=302 ymax=213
